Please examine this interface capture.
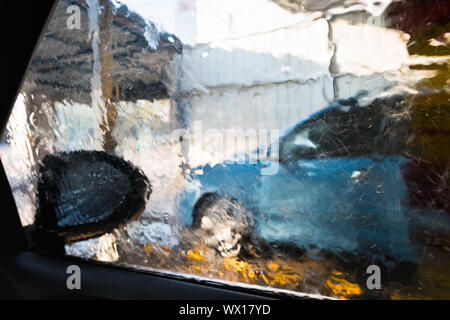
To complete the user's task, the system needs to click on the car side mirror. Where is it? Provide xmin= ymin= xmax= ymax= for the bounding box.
xmin=26 ymin=150 xmax=151 ymax=253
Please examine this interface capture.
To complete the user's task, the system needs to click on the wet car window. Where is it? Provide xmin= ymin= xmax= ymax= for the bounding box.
xmin=1 ymin=0 xmax=449 ymax=299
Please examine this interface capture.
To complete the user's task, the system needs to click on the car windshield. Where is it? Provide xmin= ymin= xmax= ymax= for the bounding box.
xmin=1 ymin=0 xmax=449 ymax=299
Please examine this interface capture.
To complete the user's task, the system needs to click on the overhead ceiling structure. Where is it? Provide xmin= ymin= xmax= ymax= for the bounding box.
xmin=25 ymin=0 xmax=183 ymax=105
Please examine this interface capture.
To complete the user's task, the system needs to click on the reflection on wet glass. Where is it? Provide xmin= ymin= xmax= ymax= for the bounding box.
xmin=0 ymin=0 xmax=449 ymax=299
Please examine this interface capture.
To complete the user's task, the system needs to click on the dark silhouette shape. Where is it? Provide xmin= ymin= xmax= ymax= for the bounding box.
xmin=28 ymin=150 xmax=151 ymax=254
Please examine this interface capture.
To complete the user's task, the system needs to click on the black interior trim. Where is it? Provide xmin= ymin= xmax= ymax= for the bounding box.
xmin=0 ymin=0 xmax=58 ymax=137
xmin=0 ymin=251 xmax=269 ymax=299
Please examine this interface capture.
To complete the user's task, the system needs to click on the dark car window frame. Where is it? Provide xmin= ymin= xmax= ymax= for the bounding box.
xmin=0 ymin=0 xmax=58 ymax=254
